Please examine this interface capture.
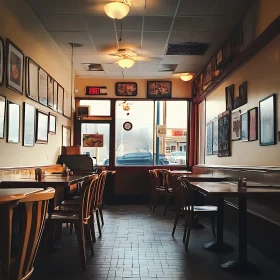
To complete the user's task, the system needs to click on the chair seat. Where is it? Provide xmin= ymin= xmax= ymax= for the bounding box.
xmin=156 ymin=187 xmax=173 ymax=193
xmin=57 ymin=205 xmax=80 ymax=212
xmin=48 ymin=212 xmax=79 ymax=220
xmin=182 ymin=205 xmax=217 ymax=212
xmin=61 ymin=199 xmax=80 ymax=205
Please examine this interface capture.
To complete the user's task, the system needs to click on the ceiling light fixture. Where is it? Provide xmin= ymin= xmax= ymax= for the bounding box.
xmin=180 ymin=73 xmax=193 ymax=81
xmin=117 ymin=58 xmax=135 ymax=68
xmin=104 ymin=1 xmax=131 ymax=20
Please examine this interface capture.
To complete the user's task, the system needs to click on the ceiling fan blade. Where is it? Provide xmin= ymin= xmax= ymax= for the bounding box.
xmin=137 ymin=56 xmax=162 ymax=62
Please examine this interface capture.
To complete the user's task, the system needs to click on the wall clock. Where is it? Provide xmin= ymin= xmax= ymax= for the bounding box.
xmin=123 ymin=121 xmax=133 ymax=131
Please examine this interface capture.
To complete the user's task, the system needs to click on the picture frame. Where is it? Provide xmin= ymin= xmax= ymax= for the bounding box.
xmin=233 ymin=81 xmax=248 ymax=109
xmin=49 ymin=113 xmax=56 ymax=134
xmin=26 ymin=58 xmax=39 ymax=102
xmin=248 ymin=107 xmax=258 ymax=141
xmin=203 ymin=62 xmax=212 ymax=86
xmin=259 ymin=94 xmax=276 ymax=146
xmin=57 ymin=83 xmax=64 ymax=114
xmin=48 ymin=75 xmax=54 ymax=109
xmin=63 ymin=90 xmax=72 ymax=119
xmin=53 ymin=80 xmax=58 ymax=112
xmin=62 ymin=125 xmax=71 ymax=146
xmin=116 ymin=82 xmax=137 ymax=96
xmin=0 ymin=95 xmax=6 ymax=138
xmin=212 ymin=118 xmax=218 ymax=155
xmin=206 ymin=121 xmax=213 ymax=155
xmin=225 ymin=84 xmax=234 ymax=110
xmin=147 ymin=81 xmax=171 ymax=98
xmin=6 ymin=39 xmax=24 ymax=94
xmin=223 ymin=39 xmax=232 ymax=63
xmin=7 ymin=101 xmax=20 ymax=143
xmin=0 ymin=37 xmax=4 ymax=87
xmin=240 ymin=111 xmax=249 ymax=141
xmin=38 ymin=67 xmax=48 ymax=106
xmin=231 ymin=110 xmax=241 ymax=141
xmin=218 ymin=110 xmax=231 ymax=157
xmin=23 ymin=102 xmax=35 ymax=147
xmin=216 ymin=49 xmax=223 ymax=68
xmin=36 ymin=109 xmax=48 ymax=144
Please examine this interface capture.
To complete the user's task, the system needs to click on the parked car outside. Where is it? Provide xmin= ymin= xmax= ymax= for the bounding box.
xmin=169 ymin=151 xmax=186 ymax=164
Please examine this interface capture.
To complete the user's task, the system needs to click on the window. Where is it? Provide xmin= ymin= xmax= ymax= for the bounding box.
xmin=79 ymin=100 xmax=111 ymax=116
xmin=115 ymin=100 xmax=189 ymax=166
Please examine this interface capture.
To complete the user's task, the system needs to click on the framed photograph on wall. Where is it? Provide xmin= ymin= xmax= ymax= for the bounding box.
xmin=116 ymin=82 xmax=137 ymax=96
xmin=27 ymin=58 xmax=39 ymax=101
xmin=218 ymin=110 xmax=231 ymax=157
xmin=0 ymin=95 xmax=6 ymax=138
xmin=248 ymin=107 xmax=258 ymax=141
xmin=49 ymin=113 xmax=56 ymax=134
xmin=38 ymin=67 xmax=48 ymax=106
xmin=203 ymin=62 xmax=211 ymax=86
xmin=231 ymin=110 xmax=240 ymax=141
xmin=240 ymin=111 xmax=249 ymax=141
xmin=212 ymin=118 xmax=218 ymax=155
xmin=7 ymin=101 xmax=20 ymax=143
xmin=259 ymin=94 xmax=276 ymax=146
xmin=57 ymin=83 xmax=64 ymax=114
xmin=147 ymin=81 xmax=171 ymax=98
xmin=216 ymin=49 xmax=223 ymax=68
xmin=206 ymin=121 xmax=213 ymax=155
xmin=23 ymin=102 xmax=35 ymax=147
xmin=36 ymin=109 xmax=48 ymax=144
xmin=48 ymin=75 xmax=54 ymax=109
xmin=0 ymin=37 xmax=4 ymax=87
xmin=6 ymin=39 xmax=24 ymax=94
xmin=62 ymin=125 xmax=71 ymax=146
xmin=53 ymin=80 xmax=58 ymax=112
xmin=233 ymin=81 xmax=248 ymax=109
xmin=63 ymin=90 xmax=72 ymax=119
xmin=225 ymin=84 xmax=234 ymax=110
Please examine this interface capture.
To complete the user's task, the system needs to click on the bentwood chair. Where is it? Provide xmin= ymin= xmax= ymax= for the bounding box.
xmin=45 ymin=176 xmax=98 ymax=269
xmin=0 ymin=188 xmax=55 ymax=280
xmin=172 ymin=176 xmax=217 ymax=251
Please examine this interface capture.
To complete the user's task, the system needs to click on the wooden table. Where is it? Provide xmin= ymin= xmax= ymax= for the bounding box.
xmin=190 ymin=181 xmax=280 ymax=275
xmin=0 ymin=188 xmax=43 ymax=203
xmin=169 ymin=170 xmax=192 ymax=175
xmin=177 ymin=173 xmax=229 ymax=182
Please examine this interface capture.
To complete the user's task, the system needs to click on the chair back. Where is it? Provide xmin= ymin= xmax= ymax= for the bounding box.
xmin=168 ymin=174 xmax=186 ymax=212
xmin=178 ymin=177 xmax=195 ymax=213
xmin=153 ymin=168 xmax=168 ymax=187
xmin=97 ymin=171 xmax=108 ymax=206
xmin=9 ymin=188 xmax=55 ymax=280
xmin=149 ymin=170 xmax=158 ymax=192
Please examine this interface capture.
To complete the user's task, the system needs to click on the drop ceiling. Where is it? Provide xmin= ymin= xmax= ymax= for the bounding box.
xmin=26 ymin=0 xmax=252 ymax=79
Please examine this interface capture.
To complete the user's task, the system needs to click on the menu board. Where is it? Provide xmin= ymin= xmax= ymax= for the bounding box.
xmin=27 ymin=59 xmax=39 ymax=101
xmin=206 ymin=121 xmax=213 ymax=155
xmin=212 ymin=118 xmax=218 ymax=155
xmin=57 ymin=84 xmax=64 ymax=114
xmin=218 ymin=111 xmax=230 ymax=157
xmin=53 ymin=80 xmax=58 ymax=112
xmin=39 ymin=68 xmax=48 ymax=106
xmin=48 ymin=76 xmax=54 ymax=109
xmin=63 ymin=90 xmax=71 ymax=119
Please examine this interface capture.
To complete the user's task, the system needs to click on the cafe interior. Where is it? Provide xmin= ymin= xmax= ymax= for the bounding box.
xmin=0 ymin=0 xmax=280 ymax=279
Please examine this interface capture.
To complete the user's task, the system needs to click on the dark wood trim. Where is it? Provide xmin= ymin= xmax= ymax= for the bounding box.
xmin=194 ymin=16 xmax=280 ymax=104
xmin=109 ymin=100 xmax=116 ymax=170
xmin=0 ymin=164 xmax=62 ymax=171
xmin=188 ymin=101 xmax=195 ymax=166
xmin=75 ymin=97 xmax=192 ymax=101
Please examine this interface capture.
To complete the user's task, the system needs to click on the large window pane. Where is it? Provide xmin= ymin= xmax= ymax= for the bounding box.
xmin=81 ymin=123 xmax=110 ymax=165
xmin=79 ymin=100 xmax=111 ymax=116
xmin=115 ymin=101 xmax=154 ymax=166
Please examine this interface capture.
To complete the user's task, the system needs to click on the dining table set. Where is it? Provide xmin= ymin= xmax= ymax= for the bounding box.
xmin=169 ymin=170 xmax=280 ymax=275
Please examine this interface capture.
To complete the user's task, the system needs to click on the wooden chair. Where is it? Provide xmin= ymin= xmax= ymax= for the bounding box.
xmin=0 ymin=188 xmax=55 ymax=280
xmin=171 ymin=176 xmax=217 ymax=251
xmin=45 ymin=176 xmax=98 ymax=269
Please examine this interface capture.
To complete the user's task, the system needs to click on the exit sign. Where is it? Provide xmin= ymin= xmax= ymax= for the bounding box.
xmin=85 ymin=86 xmax=107 ymax=95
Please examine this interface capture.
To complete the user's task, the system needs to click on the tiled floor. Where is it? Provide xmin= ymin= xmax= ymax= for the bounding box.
xmin=32 ymin=205 xmax=280 ymax=280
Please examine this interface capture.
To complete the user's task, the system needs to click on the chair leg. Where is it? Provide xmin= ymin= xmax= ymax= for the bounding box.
xmin=70 ymin=222 xmax=74 ymax=234
xmin=96 ymin=210 xmax=102 ymax=236
xmin=150 ymin=192 xmax=156 ymax=211
xmin=172 ymin=211 xmax=180 ymax=236
xmin=74 ymin=221 xmax=87 ymax=270
xmin=164 ymin=194 xmax=169 ymax=216
xmin=185 ymin=213 xmax=192 ymax=251
xmin=89 ymin=215 xmax=96 ymax=243
xmin=183 ymin=211 xmax=188 ymax=243
xmin=84 ymin=224 xmax=94 ymax=256
xmin=211 ymin=215 xmax=216 ymax=240
xmin=99 ymin=207 xmax=104 ymax=226
xmin=153 ymin=193 xmax=159 ymax=212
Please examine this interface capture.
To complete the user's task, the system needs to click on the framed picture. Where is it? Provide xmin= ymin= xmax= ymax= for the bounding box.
xmin=0 ymin=37 xmax=4 ymax=87
xmin=240 ymin=111 xmax=249 ymax=141
xmin=248 ymin=107 xmax=258 ymax=141
xmin=218 ymin=110 xmax=230 ymax=157
xmin=48 ymin=75 xmax=54 ymax=109
xmin=23 ymin=102 xmax=35 ymax=147
xmin=216 ymin=49 xmax=223 ymax=67
xmin=234 ymin=81 xmax=248 ymax=109
xmin=27 ymin=58 xmax=39 ymax=102
xmin=211 ymin=56 xmax=217 ymax=78
xmin=259 ymin=94 xmax=276 ymax=146
xmin=203 ymin=62 xmax=211 ymax=86
xmin=116 ymin=82 xmax=137 ymax=96
xmin=7 ymin=101 xmax=20 ymax=143
xmin=225 ymin=84 xmax=234 ymax=110
xmin=57 ymin=83 xmax=64 ymax=114
xmin=147 ymin=81 xmax=171 ymax=98
xmin=36 ymin=109 xmax=48 ymax=144
xmin=38 ymin=67 xmax=48 ymax=106
xmin=0 ymin=95 xmax=6 ymax=138
xmin=223 ymin=39 xmax=232 ymax=63
xmin=63 ymin=90 xmax=72 ymax=119
xmin=49 ymin=113 xmax=56 ymax=134
xmin=206 ymin=121 xmax=213 ymax=155
xmin=6 ymin=39 xmax=24 ymax=94
xmin=212 ymin=118 xmax=218 ymax=155
xmin=62 ymin=125 xmax=71 ymax=146
xmin=231 ymin=110 xmax=241 ymax=141
xmin=53 ymin=80 xmax=58 ymax=112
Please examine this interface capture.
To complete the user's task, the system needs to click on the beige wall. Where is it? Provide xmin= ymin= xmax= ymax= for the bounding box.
xmin=74 ymin=77 xmax=192 ymax=99
xmin=203 ymin=33 xmax=280 ymax=166
xmin=0 ymin=0 xmax=72 ymax=168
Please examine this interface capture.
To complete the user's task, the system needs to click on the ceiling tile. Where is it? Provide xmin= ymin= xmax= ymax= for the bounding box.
xmin=214 ymin=0 xmax=252 ymax=15
xmin=102 ymin=64 xmax=123 ymax=72
xmin=90 ymin=71 xmax=106 ymax=77
xmin=123 ymin=64 xmax=141 ymax=73
xmin=144 ymin=16 xmax=173 ymax=31
xmin=104 ymin=72 xmax=124 ymax=77
xmin=116 ymin=17 xmax=143 ymax=31
xmin=50 ymin=31 xmax=92 ymax=46
xmin=118 ymin=31 xmax=142 ymax=49
xmin=85 ymin=16 xmax=115 ymax=32
xmin=177 ymin=0 xmax=217 ymax=16
xmin=139 ymin=64 xmax=160 ymax=71
xmin=168 ymin=31 xmax=197 ymax=44
xmin=89 ymin=31 xmax=117 ymax=53
xmin=172 ymin=17 xmax=206 ymax=32
xmin=59 ymin=44 xmax=97 ymax=55
xmin=175 ymin=63 xmax=204 ymax=73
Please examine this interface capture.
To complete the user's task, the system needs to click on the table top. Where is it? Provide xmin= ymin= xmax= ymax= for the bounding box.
xmin=178 ymin=174 xmax=228 ymax=181
xmin=0 ymin=188 xmax=43 ymax=203
xmin=0 ymin=174 xmax=97 ymax=188
xmin=191 ymin=181 xmax=280 ymax=197
xmin=169 ymin=170 xmax=192 ymax=174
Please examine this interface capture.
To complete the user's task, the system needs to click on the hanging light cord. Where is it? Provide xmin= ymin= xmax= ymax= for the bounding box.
xmin=119 ymin=19 xmax=123 ymax=42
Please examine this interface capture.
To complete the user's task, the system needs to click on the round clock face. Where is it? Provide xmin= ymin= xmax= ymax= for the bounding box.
xmin=123 ymin=121 xmax=133 ymax=131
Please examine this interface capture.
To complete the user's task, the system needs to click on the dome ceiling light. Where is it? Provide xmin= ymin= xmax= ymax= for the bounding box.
xmin=104 ymin=1 xmax=133 ymax=20
xmin=180 ymin=73 xmax=193 ymax=81
xmin=117 ymin=58 xmax=135 ymax=68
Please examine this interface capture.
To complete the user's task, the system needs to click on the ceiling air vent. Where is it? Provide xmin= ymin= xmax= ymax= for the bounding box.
xmin=158 ymin=64 xmax=178 ymax=72
xmin=82 ymin=63 xmax=104 ymax=71
xmin=165 ymin=43 xmax=210 ymax=55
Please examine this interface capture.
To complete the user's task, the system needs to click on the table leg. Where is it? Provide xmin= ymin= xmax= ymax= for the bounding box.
xmin=204 ymin=197 xmax=234 ymax=253
xmin=221 ymin=197 xmax=261 ymax=275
